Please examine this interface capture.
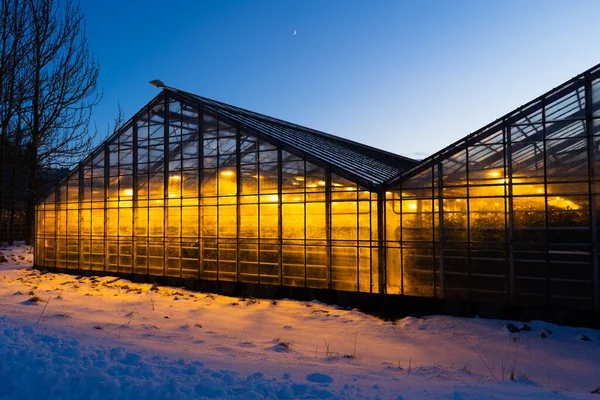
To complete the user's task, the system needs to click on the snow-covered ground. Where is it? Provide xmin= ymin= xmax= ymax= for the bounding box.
xmin=0 ymin=245 xmax=599 ymax=399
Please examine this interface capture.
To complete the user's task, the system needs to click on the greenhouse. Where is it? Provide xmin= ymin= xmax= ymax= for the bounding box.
xmin=35 ymin=63 xmax=600 ymax=315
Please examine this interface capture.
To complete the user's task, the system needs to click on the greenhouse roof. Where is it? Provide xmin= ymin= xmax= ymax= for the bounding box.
xmin=389 ymin=63 xmax=600 ymax=186
xmin=168 ymin=88 xmax=418 ymax=188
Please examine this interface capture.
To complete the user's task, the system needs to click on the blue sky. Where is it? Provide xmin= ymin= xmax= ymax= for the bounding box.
xmin=81 ymin=0 xmax=600 ymax=159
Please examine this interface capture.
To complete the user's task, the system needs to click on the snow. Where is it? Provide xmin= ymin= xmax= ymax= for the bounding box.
xmin=0 ymin=245 xmax=599 ymax=399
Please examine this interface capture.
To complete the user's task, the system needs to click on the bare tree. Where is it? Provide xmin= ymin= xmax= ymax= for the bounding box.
xmin=0 ymin=0 xmax=29 ymax=239
xmin=20 ymin=0 xmax=100 ymax=243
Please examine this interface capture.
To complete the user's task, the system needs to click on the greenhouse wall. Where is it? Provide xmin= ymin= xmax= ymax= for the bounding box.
xmin=34 ymin=93 xmax=382 ymax=294
xmin=385 ymin=67 xmax=600 ymax=311
xmin=33 ymin=65 xmax=600 ymax=317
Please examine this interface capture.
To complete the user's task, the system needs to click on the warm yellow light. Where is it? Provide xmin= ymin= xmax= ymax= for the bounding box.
xmin=122 ymin=189 xmax=133 ymax=196
xmin=345 ymin=187 xmax=356 ymax=191
xmin=294 ymin=176 xmax=305 ymax=181
xmin=267 ymin=194 xmax=279 ymax=202
xmin=293 ymin=197 xmax=301 ymax=201
xmin=385 ymin=191 xmax=392 ymax=195
xmin=168 ymin=193 xmax=177 ymax=198
xmin=306 ymin=184 xmax=318 ymax=188
xmin=332 ymin=183 xmax=343 ymax=187
xmin=317 ymin=181 xmax=326 ymax=186
xmin=169 ymin=175 xmax=181 ymax=180
xmin=488 ymin=171 xmax=501 ymax=178
xmin=548 ymin=196 xmax=580 ymax=210
xmin=408 ymin=202 xmax=417 ymax=210
xmin=221 ymin=170 xmax=234 ymax=177
xmin=537 ymin=188 xmax=543 ymax=193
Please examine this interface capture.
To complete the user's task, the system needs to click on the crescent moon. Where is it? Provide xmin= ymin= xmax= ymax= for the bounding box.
xmin=293 ymin=30 xmax=297 ymax=36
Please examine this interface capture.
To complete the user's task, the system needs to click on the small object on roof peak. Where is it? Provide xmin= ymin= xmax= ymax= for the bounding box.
xmin=149 ymin=79 xmax=165 ymax=88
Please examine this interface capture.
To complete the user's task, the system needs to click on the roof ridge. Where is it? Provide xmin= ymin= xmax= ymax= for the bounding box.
xmin=165 ymin=87 xmax=417 ymax=166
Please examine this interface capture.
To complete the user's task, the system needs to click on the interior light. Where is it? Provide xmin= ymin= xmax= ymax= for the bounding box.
xmin=122 ymin=189 xmax=133 ymax=196
xmin=294 ymin=176 xmax=305 ymax=181
xmin=408 ymin=203 xmax=417 ymax=210
xmin=317 ymin=181 xmax=326 ymax=186
xmin=345 ymin=187 xmax=356 ymax=191
xmin=221 ymin=170 xmax=234 ymax=177
xmin=488 ymin=171 xmax=501 ymax=178
xmin=169 ymin=175 xmax=181 ymax=180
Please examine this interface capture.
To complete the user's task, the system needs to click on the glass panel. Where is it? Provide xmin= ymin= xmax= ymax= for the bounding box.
xmin=240 ymin=205 xmax=258 ymax=238
xmin=306 ymin=202 xmax=326 ymax=239
xmin=442 ymin=199 xmax=467 ymax=242
xmin=593 ymin=78 xmax=600 ymax=117
xmin=282 ymin=203 xmax=304 ymax=239
xmin=331 ymin=201 xmax=357 ymax=241
xmin=259 ymin=204 xmax=278 ymax=238
xmin=511 ymin=123 xmax=543 ymax=143
xmin=546 ymin=119 xmax=586 ymax=140
xmin=403 ymin=244 xmax=434 ymax=297
xmin=469 ymin=198 xmax=505 ymax=243
xmin=511 ymin=141 xmax=544 ymax=183
xmin=218 ymin=205 xmax=236 ymax=238
xmin=441 ymin=151 xmax=465 ymax=186
xmin=545 ymin=138 xmax=587 ymax=180
xmin=331 ymin=246 xmax=357 ymax=291
xmin=282 ymin=244 xmax=304 ymax=287
xmin=545 ymin=86 xmax=585 ymax=121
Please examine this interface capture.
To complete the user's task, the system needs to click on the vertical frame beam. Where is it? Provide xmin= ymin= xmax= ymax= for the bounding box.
xmin=198 ymin=104 xmax=204 ymax=281
xmin=465 ymin=147 xmax=472 ymax=300
xmin=326 ymin=170 xmax=332 ymax=290
xmin=506 ymin=124 xmax=516 ymax=302
xmin=541 ymin=96 xmax=551 ymax=305
xmin=377 ymin=192 xmax=386 ymax=294
xmin=77 ymin=162 xmax=84 ymax=271
xmin=431 ymin=165 xmax=437 ymax=298
xmin=132 ymin=110 xmax=139 ymax=275
xmin=277 ymin=147 xmax=283 ymax=286
xmin=235 ymin=124 xmax=241 ymax=283
xmin=585 ymin=77 xmax=599 ymax=310
xmin=163 ymin=92 xmax=170 ymax=278
xmin=437 ymin=163 xmax=444 ymax=298
xmin=103 ymin=141 xmax=109 ymax=273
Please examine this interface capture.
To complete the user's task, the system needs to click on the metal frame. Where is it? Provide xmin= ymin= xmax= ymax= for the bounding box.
xmin=33 ymin=65 xmax=600 ymax=313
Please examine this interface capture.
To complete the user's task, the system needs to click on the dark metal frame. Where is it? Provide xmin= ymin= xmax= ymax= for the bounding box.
xmin=33 ymin=64 xmax=600 ymax=314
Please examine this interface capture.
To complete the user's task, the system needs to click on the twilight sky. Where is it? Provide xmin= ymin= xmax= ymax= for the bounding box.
xmin=80 ymin=0 xmax=600 ymax=159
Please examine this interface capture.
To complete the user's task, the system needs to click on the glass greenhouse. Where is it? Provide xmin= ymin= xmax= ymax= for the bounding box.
xmin=35 ymin=64 xmax=600 ymax=314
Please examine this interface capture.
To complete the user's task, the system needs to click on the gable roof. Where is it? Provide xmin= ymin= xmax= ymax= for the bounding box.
xmin=388 ymin=62 xmax=600 ymax=186
xmin=167 ymin=87 xmax=417 ymax=188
